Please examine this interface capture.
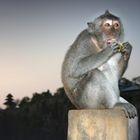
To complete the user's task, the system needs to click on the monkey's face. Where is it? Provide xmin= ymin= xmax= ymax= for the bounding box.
xmin=88 ymin=11 xmax=124 ymax=48
xmin=101 ymin=19 xmax=121 ymax=45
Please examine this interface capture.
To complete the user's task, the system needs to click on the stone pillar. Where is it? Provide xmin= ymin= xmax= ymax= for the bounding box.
xmin=67 ymin=109 xmax=135 ymax=140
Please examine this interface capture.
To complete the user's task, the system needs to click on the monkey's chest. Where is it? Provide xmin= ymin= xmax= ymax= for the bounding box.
xmin=98 ymin=63 xmax=118 ymax=89
xmin=98 ymin=53 xmax=121 ymax=81
xmin=98 ymin=53 xmax=121 ymax=75
xmin=98 ymin=61 xmax=117 ymax=73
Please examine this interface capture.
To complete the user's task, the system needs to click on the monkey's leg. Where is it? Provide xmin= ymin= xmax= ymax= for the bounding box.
xmin=73 ymin=69 xmax=118 ymax=109
xmin=118 ymin=42 xmax=132 ymax=77
xmin=114 ymin=42 xmax=137 ymax=117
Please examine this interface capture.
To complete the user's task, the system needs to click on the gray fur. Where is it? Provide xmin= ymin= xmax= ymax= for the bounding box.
xmin=61 ymin=11 xmax=137 ymax=121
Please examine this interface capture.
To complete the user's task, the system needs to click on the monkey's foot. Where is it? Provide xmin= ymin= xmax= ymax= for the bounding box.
xmin=114 ymin=103 xmax=137 ymax=119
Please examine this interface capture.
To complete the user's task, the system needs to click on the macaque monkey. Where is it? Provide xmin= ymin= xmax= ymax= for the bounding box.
xmin=62 ymin=11 xmax=137 ymax=120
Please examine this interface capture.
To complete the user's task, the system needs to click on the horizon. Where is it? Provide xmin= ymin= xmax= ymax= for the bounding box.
xmin=0 ymin=0 xmax=140 ymax=107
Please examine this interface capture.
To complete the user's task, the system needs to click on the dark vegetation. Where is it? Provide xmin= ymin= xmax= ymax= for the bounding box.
xmin=0 ymin=88 xmax=75 ymax=140
xmin=0 ymin=78 xmax=140 ymax=140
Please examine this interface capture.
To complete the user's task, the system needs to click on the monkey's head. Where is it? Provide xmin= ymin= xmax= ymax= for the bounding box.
xmin=88 ymin=10 xmax=124 ymax=48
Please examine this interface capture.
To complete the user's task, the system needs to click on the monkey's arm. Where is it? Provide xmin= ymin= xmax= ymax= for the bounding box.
xmin=72 ymin=44 xmax=117 ymax=77
xmin=118 ymin=42 xmax=132 ymax=77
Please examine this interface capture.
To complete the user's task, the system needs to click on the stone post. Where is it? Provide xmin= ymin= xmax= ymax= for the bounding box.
xmin=67 ymin=109 xmax=138 ymax=140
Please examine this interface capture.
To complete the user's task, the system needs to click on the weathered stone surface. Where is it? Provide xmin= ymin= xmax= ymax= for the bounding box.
xmin=68 ymin=109 xmax=128 ymax=140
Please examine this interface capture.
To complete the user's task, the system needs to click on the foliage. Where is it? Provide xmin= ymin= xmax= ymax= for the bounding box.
xmin=0 ymin=88 xmax=75 ymax=140
xmin=4 ymin=94 xmax=17 ymax=109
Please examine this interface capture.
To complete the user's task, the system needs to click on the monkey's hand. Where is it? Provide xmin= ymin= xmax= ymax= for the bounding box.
xmin=121 ymin=42 xmax=132 ymax=60
xmin=108 ymin=42 xmax=121 ymax=53
xmin=114 ymin=103 xmax=137 ymax=119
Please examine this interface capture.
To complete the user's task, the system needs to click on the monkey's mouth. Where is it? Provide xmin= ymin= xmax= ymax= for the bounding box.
xmin=106 ymin=38 xmax=117 ymax=45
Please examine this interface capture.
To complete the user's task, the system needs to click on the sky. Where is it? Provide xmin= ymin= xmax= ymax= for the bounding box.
xmin=0 ymin=0 xmax=140 ymax=107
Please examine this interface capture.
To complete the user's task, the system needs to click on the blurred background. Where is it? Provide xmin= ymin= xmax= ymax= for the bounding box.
xmin=0 ymin=0 xmax=140 ymax=107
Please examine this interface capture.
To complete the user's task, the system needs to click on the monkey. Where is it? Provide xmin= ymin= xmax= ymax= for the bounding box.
xmin=61 ymin=10 xmax=137 ymax=119
xmin=62 ymin=10 xmax=139 ymax=139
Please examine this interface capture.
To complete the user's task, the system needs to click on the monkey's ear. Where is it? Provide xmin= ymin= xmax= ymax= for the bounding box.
xmin=87 ymin=22 xmax=94 ymax=33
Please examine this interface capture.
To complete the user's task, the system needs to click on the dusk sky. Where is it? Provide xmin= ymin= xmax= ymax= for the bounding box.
xmin=0 ymin=0 xmax=140 ymax=107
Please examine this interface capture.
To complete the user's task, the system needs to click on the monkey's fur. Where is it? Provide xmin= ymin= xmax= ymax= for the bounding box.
xmin=61 ymin=11 xmax=137 ymax=119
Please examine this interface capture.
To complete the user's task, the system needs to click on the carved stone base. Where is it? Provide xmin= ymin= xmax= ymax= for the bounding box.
xmin=67 ymin=109 xmax=138 ymax=140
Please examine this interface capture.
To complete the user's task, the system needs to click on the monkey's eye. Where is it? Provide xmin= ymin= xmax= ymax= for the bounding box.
xmin=114 ymin=23 xmax=120 ymax=29
xmin=104 ymin=23 xmax=111 ymax=27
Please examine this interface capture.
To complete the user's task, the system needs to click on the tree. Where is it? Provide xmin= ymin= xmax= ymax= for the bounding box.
xmin=19 ymin=97 xmax=30 ymax=108
xmin=4 ymin=94 xmax=16 ymax=109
